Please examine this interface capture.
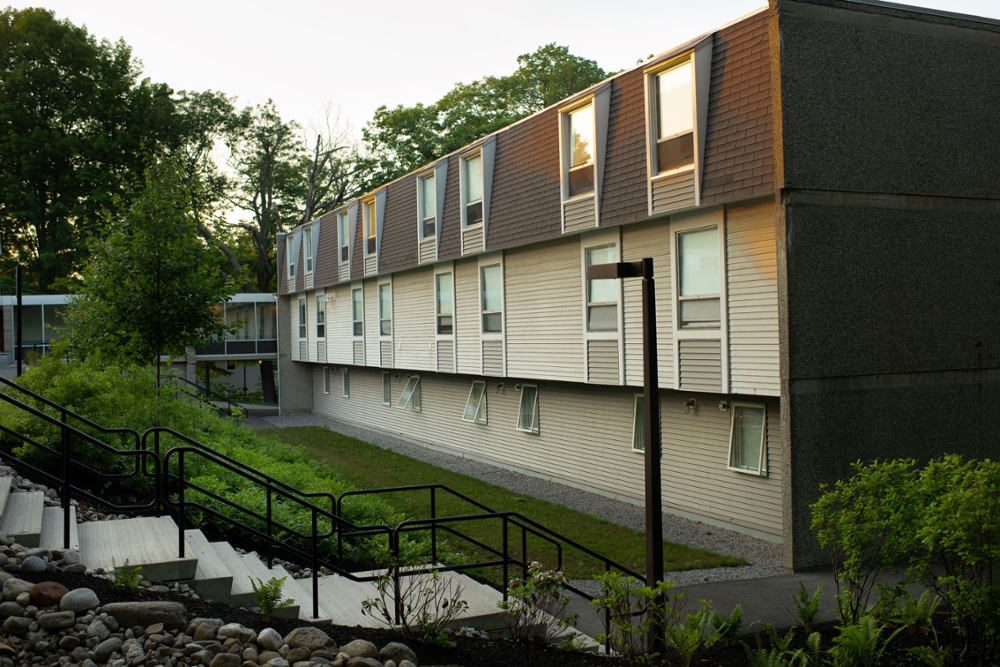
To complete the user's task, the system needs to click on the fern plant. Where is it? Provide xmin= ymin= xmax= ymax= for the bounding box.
xmin=110 ymin=558 xmax=142 ymax=593
xmin=829 ymin=615 xmax=903 ymax=667
xmin=250 ymin=576 xmax=294 ymax=621
xmin=665 ymin=600 xmax=718 ymax=667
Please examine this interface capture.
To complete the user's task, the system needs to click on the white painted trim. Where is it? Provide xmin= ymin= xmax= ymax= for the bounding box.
xmin=462 ymin=379 xmax=488 ymax=424
xmin=416 ymin=170 xmax=436 ymax=244
xmin=727 ymin=401 xmax=767 ymax=477
xmin=432 ymin=263 xmax=456 ymax=372
xmin=459 ymin=151 xmax=486 ymax=255
xmin=377 ymin=276 xmax=393 ymax=367
xmin=351 ymin=282 xmax=364 ymax=350
xmin=337 ymin=210 xmax=350 ymax=269
xmin=580 ymin=228 xmax=624 ymax=384
xmin=477 ymin=252 xmax=506 ymax=376
xmin=515 ymin=383 xmax=539 ymax=434
xmin=559 ymin=96 xmax=597 ymax=233
xmin=396 ymin=374 xmax=421 ymax=412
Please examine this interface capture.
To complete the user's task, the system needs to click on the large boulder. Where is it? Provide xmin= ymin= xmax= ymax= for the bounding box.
xmin=100 ymin=601 xmax=187 ymax=631
xmin=60 ymin=587 xmax=99 ymax=613
xmin=283 ymin=626 xmax=337 ymax=652
xmin=37 ymin=610 xmax=75 ymax=629
xmin=341 ymin=639 xmax=378 ymax=659
xmin=2 ymin=578 xmax=32 ymax=601
xmin=30 ymin=581 xmax=69 ymax=607
xmin=380 ymin=642 xmax=418 ymax=666
xmin=256 ymin=627 xmax=283 ymax=651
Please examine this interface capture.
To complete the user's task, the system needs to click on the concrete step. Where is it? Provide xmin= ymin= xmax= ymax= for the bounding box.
xmin=269 ymin=564 xmax=331 ymax=624
xmin=1 ymin=491 xmax=44 ymax=548
xmin=0 ymin=476 xmax=12 ymax=519
xmin=316 ymin=572 xmax=385 ymax=628
xmin=78 ymin=516 xmax=197 ymax=582
xmin=39 ymin=505 xmax=79 ymax=551
xmin=240 ymin=552 xmax=299 ymax=620
xmin=208 ymin=542 xmax=297 ymax=619
xmin=182 ymin=530 xmax=233 ymax=604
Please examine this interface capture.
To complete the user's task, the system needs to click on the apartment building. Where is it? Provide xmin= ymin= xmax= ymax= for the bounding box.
xmin=278 ymin=0 xmax=1000 ymax=570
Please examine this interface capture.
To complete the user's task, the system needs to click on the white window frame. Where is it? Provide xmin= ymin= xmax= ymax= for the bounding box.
xmin=323 ymin=366 xmax=330 ymax=395
xmin=669 ymin=209 xmax=729 ymax=391
xmin=516 ymin=383 xmax=539 ymax=434
xmin=435 ymin=269 xmax=454 ymax=336
xmin=478 ymin=255 xmax=504 ymax=337
xmin=338 ymin=211 xmax=349 ymax=265
xmin=647 ymin=57 xmax=695 ymax=178
xmin=727 ymin=402 xmax=767 ymax=476
xmin=297 ymin=298 xmax=306 ymax=340
xmin=286 ymin=236 xmax=295 ymax=278
xmin=462 ymin=380 xmax=487 ymax=424
xmin=418 ymin=172 xmax=436 ymax=240
xmin=363 ymin=197 xmax=377 ymax=257
xmin=342 ymin=368 xmax=350 ymax=398
xmin=397 ymin=375 xmax=421 ymax=412
xmin=580 ymin=231 xmax=624 ymax=383
xmin=315 ymin=294 xmax=325 ymax=338
xmin=382 ymin=371 xmax=391 ymax=406
xmin=631 ymin=394 xmax=645 ymax=452
xmin=460 ymin=151 xmax=484 ymax=229
xmin=378 ymin=279 xmax=392 ymax=338
xmin=351 ymin=286 xmax=364 ymax=338
xmin=559 ymin=98 xmax=597 ymax=203
xmin=303 ymin=226 xmax=313 ymax=274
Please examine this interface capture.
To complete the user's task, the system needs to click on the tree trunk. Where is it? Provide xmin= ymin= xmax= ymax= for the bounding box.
xmin=260 ymin=359 xmax=276 ymax=404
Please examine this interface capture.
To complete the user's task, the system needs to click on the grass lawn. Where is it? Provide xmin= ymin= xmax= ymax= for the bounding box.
xmin=272 ymin=426 xmax=745 ymax=581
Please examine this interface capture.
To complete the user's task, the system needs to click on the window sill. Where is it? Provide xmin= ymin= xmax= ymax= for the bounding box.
xmin=562 ymin=191 xmax=595 ymax=205
xmin=651 ymin=165 xmax=695 ymax=181
xmin=727 ymin=465 xmax=768 ymax=478
xmin=462 ymin=222 xmax=484 ymax=231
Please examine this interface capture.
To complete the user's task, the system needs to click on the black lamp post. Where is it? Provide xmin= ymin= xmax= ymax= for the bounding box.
xmin=586 ymin=257 xmax=663 ymax=654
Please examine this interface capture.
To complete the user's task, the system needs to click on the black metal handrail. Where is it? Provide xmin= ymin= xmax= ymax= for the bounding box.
xmin=0 ymin=390 xmax=160 ymax=550
xmin=172 ymin=376 xmax=241 ymax=417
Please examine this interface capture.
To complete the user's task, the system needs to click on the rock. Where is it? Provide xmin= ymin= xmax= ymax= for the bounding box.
xmin=59 ymin=635 xmax=81 ymax=650
xmin=2 ymin=615 xmax=31 ymax=634
xmin=24 ymin=548 xmax=50 ymax=560
xmin=0 ymin=601 xmax=23 ymax=618
xmin=2 ymin=577 xmax=32 ymax=601
xmin=218 ymin=623 xmax=256 ymax=644
xmin=379 ymin=642 xmax=417 ymax=666
xmin=87 ymin=619 xmax=110 ymax=640
xmin=194 ymin=621 xmax=218 ymax=641
xmin=188 ymin=617 xmax=224 ymax=634
xmin=264 ymin=659 xmax=290 ymax=667
xmin=100 ymin=601 xmax=187 ymax=631
xmin=30 ymin=581 xmax=69 ymax=607
xmin=346 ymin=658 xmax=382 ymax=667
xmin=399 ymin=661 xmax=416 ymax=667
xmin=145 ymin=622 xmax=164 ymax=635
xmin=60 ymin=588 xmax=100 ymax=613
xmin=341 ymin=639 xmax=378 ymax=660
xmin=241 ymin=646 xmax=257 ymax=662
xmin=191 ymin=649 xmax=213 ymax=664
xmin=63 ymin=563 xmax=87 ymax=574
xmin=19 ymin=555 xmax=46 ymax=573
xmin=286 ymin=647 xmax=311 ymax=663
xmin=37 ymin=610 xmax=76 ymax=629
xmin=93 ymin=637 xmax=123 ymax=662
xmin=60 ymin=551 xmax=82 ymax=565
xmin=0 ymin=554 xmax=7 ymax=567
xmin=383 ymin=661 xmax=396 ymax=667
xmin=257 ymin=651 xmax=282 ymax=663
xmin=283 ymin=627 xmax=336 ymax=653
xmin=210 ymin=655 xmax=242 ymax=667
xmin=14 ymin=592 xmax=28 ymax=606
xmin=257 ymin=627 xmax=283 ymax=651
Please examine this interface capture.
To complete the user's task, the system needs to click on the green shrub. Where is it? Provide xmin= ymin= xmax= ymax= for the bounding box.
xmin=250 ymin=576 xmax=294 ymax=621
xmin=591 ymin=571 xmax=683 ymax=667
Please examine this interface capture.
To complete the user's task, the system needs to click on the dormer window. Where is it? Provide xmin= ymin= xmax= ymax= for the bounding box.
xmin=566 ymin=103 xmax=595 ymax=197
xmin=303 ymin=227 xmax=313 ymax=273
xmin=363 ymin=198 xmax=377 ymax=255
xmin=462 ymin=154 xmax=483 ymax=227
xmin=653 ymin=60 xmax=694 ymax=174
xmin=420 ymin=174 xmax=436 ymax=238
xmin=286 ymin=236 xmax=295 ymax=278
xmin=338 ymin=211 xmax=349 ymax=263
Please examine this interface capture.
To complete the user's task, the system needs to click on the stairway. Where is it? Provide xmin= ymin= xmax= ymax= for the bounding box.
xmin=0 ymin=477 xmax=504 ymax=628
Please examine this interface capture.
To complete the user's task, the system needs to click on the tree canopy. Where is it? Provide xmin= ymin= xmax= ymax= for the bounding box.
xmin=0 ymin=7 xmax=182 ymax=290
xmin=358 ymin=43 xmax=613 ymax=192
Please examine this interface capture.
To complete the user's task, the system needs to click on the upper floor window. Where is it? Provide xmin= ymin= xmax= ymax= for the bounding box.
xmin=338 ymin=211 xmax=349 ymax=263
xmin=463 ymin=154 xmax=483 ymax=227
xmin=678 ymin=226 xmax=720 ymax=329
xmin=303 ymin=227 xmax=313 ymax=273
xmin=654 ymin=60 xmax=694 ymax=174
xmin=378 ymin=283 xmax=392 ymax=336
xmin=420 ymin=174 xmax=436 ymax=238
xmin=352 ymin=288 xmax=363 ymax=336
xmin=297 ymin=298 xmax=306 ymax=339
xmin=436 ymin=272 xmax=453 ymax=335
xmin=316 ymin=296 xmax=325 ymax=338
xmin=286 ymin=236 xmax=295 ymax=278
xmin=480 ymin=263 xmax=502 ymax=333
xmin=364 ymin=199 xmax=376 ymax=255
xmin=566 ymin=103 xmax=595 ymax=198
xmin=585 ymin=244 xmax=618 ymax=332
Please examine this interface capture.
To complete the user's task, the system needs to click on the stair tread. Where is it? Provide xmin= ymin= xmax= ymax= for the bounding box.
xmin=208 ymin=542 xmax=265 ymax=600
xmin=1 ymin=491 xmax=44 ymax=545
xmin=184 ymin=530 xmax=234 ymax=583
xmin=39 ymin=505 xmax=79 ymax=551
xmin=78 ymin=516 xmax=197 ymax=581
xmin=269 ymin=564 xmax=331 ymax=623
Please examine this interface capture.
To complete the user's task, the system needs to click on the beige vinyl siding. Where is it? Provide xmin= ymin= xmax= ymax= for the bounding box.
xmin=306 ymin=290 xmax=318 ymax=362
xmin=661 ymin=393 xmax=783 ymax=536
xmin=353 ymin=341 xmax=364 ymax=365
xmin=563 ymin=196 xmax=596 ymax=233
xmin=364 ymin=279 xmax=379 ymax=366
xmin=290 ymin=297 xmax=301 ymax=361
xmin=437 ymin=340 xmax=455 ymax=373
xmin=587 ymin=340 xmax=619 ymax=384
xmin=365 ymin=254 xmax=377 ymax=276
xmin=455 ymin=259 xmax=480 ymax=375
xmin=651 ymin=170 xmax=696 ymax=213
xmin=338 ymin=263 xmax=350 ymax=283
xmin=482 ymin=340 xmax=504 ymax=376
xmin=727 ymin=201 xmax=779 ymax=396
xmin=327 ymin=286 xmax=353 ymax=365
xmin=678 ymin=339 xmax=723 ymax=392
xmin=622 ymin=221 xmax=674 ymax=386
xmin=505 ymin=238 xmax=583 ymax=381
xmin=311 ymin=365 xmax=782 ymax=537
xmin=462 ymin=225 xmax=484 ymax=255
xmin=419 ymin=238 xmax=436 ymax=264
xmin=380 ymin=340 xmax=392 ymax=367
xmin=391 ymin=268 xmax=435 ymax=371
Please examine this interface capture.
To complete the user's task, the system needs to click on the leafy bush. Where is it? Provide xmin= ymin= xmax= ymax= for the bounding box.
xmin=591 ymin=571 xmax=683 ymax=667
xmin=498 ymin=561 xmax=578 ymax=643
xmin=362 ymin=566 xmax=469 ymax=647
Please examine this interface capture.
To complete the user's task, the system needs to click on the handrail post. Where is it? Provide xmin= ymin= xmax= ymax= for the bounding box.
xmin=311 ymin=507 xmax=319 ymax=620
xmin=177 ymin=452 xmax=185 ymax=558
xmin=153 ymin=430 xmax=162 ymax=517
xmin=336 ymin=497 xmax=343 ymax=562
xmin=392 ymin=531 xmax=401 ymax=626
xmin=521 ymin=526 xmax=528 ymax=581
xmin=604 ymin=561 xmax=611 ymax=655
xmin=266 ymin=488 xmax=273 ymax=568
xmin=502 ymin=516 xmax=509 ymax=603
xmin=60 ymin=410 xmax=70 ymax=549
xmin=430 ymin=487 xmax=437 ymax=565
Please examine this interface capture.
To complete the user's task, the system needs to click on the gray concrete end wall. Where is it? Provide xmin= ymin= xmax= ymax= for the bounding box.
xmin=276 ymin=295 xmax=313 ymax=415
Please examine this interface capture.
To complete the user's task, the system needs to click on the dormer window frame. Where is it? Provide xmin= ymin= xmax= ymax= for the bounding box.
xmin=363 ymin=197 xmax=377 ymax=257
xmin=646 ymin=56 xmax=696 ymax=178
xmin=559 ymin=97 xmax=597 ymax=203
xmin=303 ymin=225 xmax=314 ymax=274
xmin=460 ymin=151 xmax=484 ymax=229
xmin=418 ymin=171 xmax=437 ymax=240
xmin=286 ymin=236 xmax=295 ymax=278
xmin=337 ymin=210 xmax=349 ymax=265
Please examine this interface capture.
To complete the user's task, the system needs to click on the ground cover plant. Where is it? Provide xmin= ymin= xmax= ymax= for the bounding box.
xmin=273 ymin=425 xmax=744 ymax=581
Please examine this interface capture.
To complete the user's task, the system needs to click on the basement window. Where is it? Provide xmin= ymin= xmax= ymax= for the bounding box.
xmin=397 ymin=375 xmax=421 ymax=412
xmin=517 ymin=384 xmax=539 ymax=434
xmin=342 ymin=368 xmax=350 ymax=398
xmin=382 ymin=372 xmax=391 ymax=406
xmin=463 ymin=380 xmax=487 ymax=424
xmin=728 ymin=403 xmax=766 ymax=476
xmin=631 ymin=394 xmax=644 ymax=452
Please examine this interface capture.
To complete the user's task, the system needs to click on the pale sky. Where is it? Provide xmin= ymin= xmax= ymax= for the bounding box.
xmin=13 ymin=0 xmax=1000 ymax=142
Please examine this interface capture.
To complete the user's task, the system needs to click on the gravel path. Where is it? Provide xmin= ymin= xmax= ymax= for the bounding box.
xmin=263 ymin=414 xmax=785 ymax=587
